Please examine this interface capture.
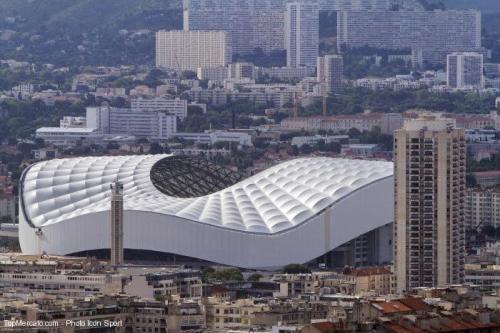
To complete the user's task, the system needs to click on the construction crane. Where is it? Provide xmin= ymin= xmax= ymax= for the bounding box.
xmin=322 ymin=92 xmax=328 ymax=117
xmin=293 ymin=92 xmax=299 ymax=118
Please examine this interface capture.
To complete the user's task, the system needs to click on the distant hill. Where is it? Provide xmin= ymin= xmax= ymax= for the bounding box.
xmin=0 ymin=0 xmax=183 ymax=66
xmin=0 ymin=0 xmax=183 ymax=34
xmin=442 ymin=0 xmax=500 ymax=13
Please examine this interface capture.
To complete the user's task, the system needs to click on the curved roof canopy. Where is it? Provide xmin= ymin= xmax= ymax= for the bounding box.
xmin=150 ymin=156 xmax=243 ymax=198
xmin=21 ymin=155 xmax=393 ymax=234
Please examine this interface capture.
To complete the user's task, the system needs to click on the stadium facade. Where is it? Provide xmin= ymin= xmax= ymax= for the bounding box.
xmin=19 ymin=155 xmax=394 ymax=269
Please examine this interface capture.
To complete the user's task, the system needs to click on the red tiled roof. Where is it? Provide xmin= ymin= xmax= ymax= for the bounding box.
xmin=398 ymin=298 xmax=432 ymax=312
xmin=371 ymin=301 xmax=412 ymax=314
xmin=310 ymin=322 xmax=337 ymax=333
xmin=473 ymin=170 xmax=500 ymax=177
xmin=383 ymin=322 xmax=426 ymax=333
xmin=381 ymin=313 xmax=500 ymax=333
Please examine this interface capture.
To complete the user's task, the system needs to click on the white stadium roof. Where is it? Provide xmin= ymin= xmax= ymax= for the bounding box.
xmin=19 ymin=155 xmax=394 ymax=268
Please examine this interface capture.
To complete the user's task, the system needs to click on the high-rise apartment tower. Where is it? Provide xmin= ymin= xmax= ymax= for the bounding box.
xmin=285 ymin=2 xmax=319 ymax=68
xmin=317 ymin=55 xmax=343 ymax=94
xmin=394 ymin=114 xmax=466 ymax=293
xmin=447 ymin=52 xmax=484 ymax=89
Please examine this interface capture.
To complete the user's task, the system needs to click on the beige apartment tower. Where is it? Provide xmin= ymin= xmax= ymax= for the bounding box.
xmin=110 ymin=181 xmax=124 ymax=266
xmin=394 ymin=114 xmax=466 ymax=293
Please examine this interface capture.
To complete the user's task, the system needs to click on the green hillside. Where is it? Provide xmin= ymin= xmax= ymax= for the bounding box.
xmin=0 ymin=0 xmax=183 ymax=66
xmin=0 ymin=0 xmax=182 ymax=32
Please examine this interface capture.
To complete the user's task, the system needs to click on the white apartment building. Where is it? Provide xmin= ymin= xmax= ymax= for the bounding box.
xmin=337 ymin=10 xmax=482 ymax=66
xmin=35 ymin=127 xmax=102 ymax=146
xmin=183 ymin=0 xmax=284 ymax=55
xmin=197 ymin=66 xmax=229 ymax=82
xmin=394 ymin=114 xmax=466 ymax=292
xmin=465 ymin=188 xmax=500 ymax=229
xmin=228 ymin=62 xmax=256 ymax=80
xmin=188 ymin=88 xmax=229 ymax=106
xmin=285 ymin=2 xmax=319 ymax=68
xmin=353 ymin=77 xmax=430 ymax=91
xmin=0 ymin=196 xmax=15 ymax=222
xmin=131 ymin=97 xmax=188 ymax=120
xmin=281 ymin=113 xmax=403 ymax=135
xmin=317 ymin=55 xmax=343 ymax=94
xmin=156 ymin=30 xmax=231 ymax=71
xmin=447 ymin=52 xmax=484 ymax=89
xmin=87 ymin=106 xmax=177 ymax=139
xmin=37 ymin=106 xmax=178 ymax=146
xmin=259 ymin=66 xmax=315 ymax=81
xmin=184 ymin=0 xmax=390 ymax=57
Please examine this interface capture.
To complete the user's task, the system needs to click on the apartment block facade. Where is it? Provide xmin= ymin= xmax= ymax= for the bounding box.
xmin=131 ymin=97 xmax=188 ymax=120
xmin=337 ymin=10 xmax=482 ymax=66
xmin=156 ymin=30 xmax=231 ymax=71
xmin=285 ymin=2 xmax=319 ymax=68
xmin=317 ymin=55 xmax=343 ymax=94
xmin=447 ymin=52 xmax=484 ymax=89
xmin=183 ymin=0 xmax=284 ymax=55
xmin=465 ymin=188 xmax=500 ymax=229
xmin=86 ymin=106 xmax=177 ymax=139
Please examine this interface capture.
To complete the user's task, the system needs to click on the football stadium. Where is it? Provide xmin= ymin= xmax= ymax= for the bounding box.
xmin=19 ymin=155 xmax=394 ymax=269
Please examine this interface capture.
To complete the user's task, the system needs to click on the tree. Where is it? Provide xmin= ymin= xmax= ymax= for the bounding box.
xmin=0 ymin=216 xmax=13 ymax=224
xmin=482 ymin=225 xmax=496 ymax=239
xmin=282 ymin=264 xmax=311 ymax=274
xmin=247 ymin=273 xmax=263 ymax=282
xmin=150 ymin=142 xmax=163 ymax=154
xmin=202 ymin=267 xmax=243 ymax=282
xmin=348 ymin=128 xmax=361 ymax=138
xmin=300 ymin=144 xmax=313 ymax=155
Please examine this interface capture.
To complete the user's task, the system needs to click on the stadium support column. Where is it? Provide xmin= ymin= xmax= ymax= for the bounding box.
xmin=110 ymin=181 xmax=124 ymax=266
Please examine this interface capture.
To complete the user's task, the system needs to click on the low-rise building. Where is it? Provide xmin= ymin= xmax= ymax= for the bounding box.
xmin=474 ymin=171 xmax=500 ymax=188
xmin=197 ymin=66 xmax=229 ymax=82
xmin=259 ymin=66 xmax=315 ymax=81
xmin=35 ymin=127 xmax=103 ymax=146
xmin=124 ymin=270 xmax=203 ymax=300
xmin=291 ymin=135 xmax=348 ymax=148
xmin=0 ymin=272 xmax=122 ymax=297
xmin=94 ymin=87 xmax=127 ymax=98
xmin=0 ymin=179 xmax=15 ymax=222
xmin=344 ymin=267 xmax=393 ymax=296
xmin=281 ymin=113 xmax=403 ymax=135
xmin=175 ymin=131 xmax=252 ymax=147
xmin=341 ymin=144 xmax=381 ymax=158
xmin=204 ymin=298 xmax=269 ymax=330
xmin=465 ymin=264 xmax=500 ymax=291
